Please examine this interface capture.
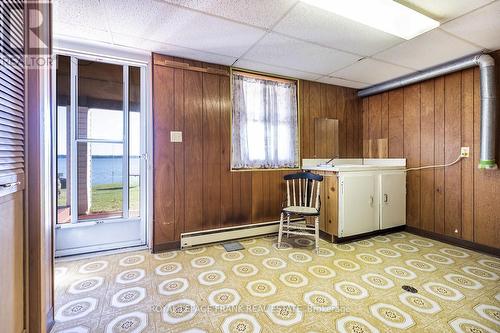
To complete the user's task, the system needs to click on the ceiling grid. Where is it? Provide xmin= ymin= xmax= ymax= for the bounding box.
xmin=53 ymin=0 xmax=499 ymax=88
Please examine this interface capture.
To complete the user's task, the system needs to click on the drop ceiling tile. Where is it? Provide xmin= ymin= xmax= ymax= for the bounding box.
xmin=53 ymin=0 xmax=108 ymax=30
xmin=104 ymin=0 xmax=266 ymax=57
xmin=233 ymin=59 xmax=320 ymax=80
xmin=274 ymin=2 xmax=404 ymax=56
xmin=243 ymin=33 xmax=361 ymax=75
xmin=53 ymin=22 xmax=113 ymax=44
xmin=101 ymin=0 xmax=165 ymax=37
xmin=163 ymin=0 xmax=299 ymax=29
xmin=112 ymin=34 xmax=237 ymax=65
xmin=373 ymin=29 xmax=482 ymax=70
xmin=441 ymin=1 xmax=500 ymax=51
xmin=332 ymin=58 xmax=414 ymax=85
xmin=396 ymin=0 xmax=495 ymax=23
xmin=315 ymin=76 xmax=369 ymax=89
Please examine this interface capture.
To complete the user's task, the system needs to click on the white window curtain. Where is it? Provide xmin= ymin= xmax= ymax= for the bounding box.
xmin=232 ymin=73 xmax=299 ymax=169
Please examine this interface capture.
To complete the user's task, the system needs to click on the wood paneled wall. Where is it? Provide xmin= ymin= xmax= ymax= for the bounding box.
xmin=361 ymin=50 xmax=500 ymax=249
xmin=301 ymin=81 xmax=362 ymax=158
xmin=152 ymin=53 xmax=362 ymax=248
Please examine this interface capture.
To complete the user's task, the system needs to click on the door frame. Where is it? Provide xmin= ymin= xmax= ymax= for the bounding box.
xmin=25 ymin=1 xmax=55 ymax=331
xmin=51 ymin=45 xmax=153 ymax=256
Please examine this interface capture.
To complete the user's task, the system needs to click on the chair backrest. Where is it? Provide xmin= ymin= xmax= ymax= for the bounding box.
xmin=284 ymin=172 xmax=323 ymax=210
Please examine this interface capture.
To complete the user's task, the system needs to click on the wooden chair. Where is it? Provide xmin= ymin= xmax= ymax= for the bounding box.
xmin=278 ymin=172 xmax=323 ymax=252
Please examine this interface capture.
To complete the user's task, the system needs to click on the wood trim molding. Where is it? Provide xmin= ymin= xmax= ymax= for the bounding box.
xmin=232 ymin=69 xmax=297 ymax=84
xmin=153 ymin=58 xmax=230 ymax=76
xmin=406 ymin=226 xmax=500 ymax=257
xmin=25 ymin=1 xmax=54 ymax=332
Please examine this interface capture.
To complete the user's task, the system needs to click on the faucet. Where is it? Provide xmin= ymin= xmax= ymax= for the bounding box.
xmin=318 ymin=154 xmax=339 ymax=167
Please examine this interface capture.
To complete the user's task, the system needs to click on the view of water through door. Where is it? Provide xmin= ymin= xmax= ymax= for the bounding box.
xmin=55 ymin=55 xmax=147 ymax=256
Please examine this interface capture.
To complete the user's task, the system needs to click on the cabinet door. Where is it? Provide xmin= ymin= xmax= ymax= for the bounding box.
xmin=339 ymin=173 xmax=378 ymax=237
xmin=380 ymin=172 xmax=406 ymax=229
xmin=0 ymin=193 xmax=24 ymax=333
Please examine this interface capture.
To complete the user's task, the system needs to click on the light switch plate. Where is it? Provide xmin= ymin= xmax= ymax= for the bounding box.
xmin=170 ymin=131 xmax=183 ymax=143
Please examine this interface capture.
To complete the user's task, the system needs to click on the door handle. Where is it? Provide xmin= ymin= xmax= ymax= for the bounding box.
xmin=369 ymin=195 xmax=374 ymax=206
xmin=384 ymin=194 xmax=388 ymax=203
xmin=1 ymin=181 xmax=20 ymax=188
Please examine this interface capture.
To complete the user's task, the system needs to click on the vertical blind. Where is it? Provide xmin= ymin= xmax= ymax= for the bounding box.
xmin=0 ymin=0 xmax=25 ymax=182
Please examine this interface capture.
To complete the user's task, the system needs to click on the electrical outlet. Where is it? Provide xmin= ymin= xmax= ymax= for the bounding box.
xmin=170 ymin=131 xmax=183 ymax=143
xmin=460 ymin=147 xmax=470 ymax=158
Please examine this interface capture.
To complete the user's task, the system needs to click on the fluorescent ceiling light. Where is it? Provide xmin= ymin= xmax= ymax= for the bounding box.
xmin=301 ymin=0 xmax=440 ymax=40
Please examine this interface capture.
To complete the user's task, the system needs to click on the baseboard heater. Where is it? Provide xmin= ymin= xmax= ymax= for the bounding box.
xmin=180 ymin=218 xmax=302 ymax=248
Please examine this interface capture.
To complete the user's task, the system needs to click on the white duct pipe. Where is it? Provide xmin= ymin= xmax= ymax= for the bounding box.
xmin=358 ymin=53 xmax=497 ymax=169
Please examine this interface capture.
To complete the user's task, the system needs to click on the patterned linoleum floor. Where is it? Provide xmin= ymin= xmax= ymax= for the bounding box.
xmin=52 ymin=232 xmax=500 ymax=333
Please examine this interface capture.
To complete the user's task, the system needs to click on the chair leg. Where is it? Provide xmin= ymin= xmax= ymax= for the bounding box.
xmin=286 ymin=214 xmax=291 ymax=238
xmin=278 ymin=212 xmax=284 ymax=248
xmin=314 ymin=216 xmax=320 ymax=253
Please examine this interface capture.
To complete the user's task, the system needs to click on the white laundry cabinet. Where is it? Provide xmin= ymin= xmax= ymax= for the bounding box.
xmin=338 ymin=170 xmax=406 ymax=238
xmin=303 ymin=159 xmax=406 ymax=241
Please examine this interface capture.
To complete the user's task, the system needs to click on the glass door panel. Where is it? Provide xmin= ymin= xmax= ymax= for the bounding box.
xmin=129 ymin=66 xmax=141 ymax=218
xmin=77 ymin=61 xmax=123 ymax=141
xmin=76 ymin=142 xmax=124 ymax=220
xmin=76 ymin=59 xmax=126 ymax=222
xmin=56 ymin=55 xmax=72 ymax=224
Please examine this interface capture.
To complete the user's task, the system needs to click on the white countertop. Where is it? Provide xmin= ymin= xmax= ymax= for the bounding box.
xmin=302 ymin=158 xmax=406 ymax=172
xmin=304 ymin=165 xmax=405 ymax=172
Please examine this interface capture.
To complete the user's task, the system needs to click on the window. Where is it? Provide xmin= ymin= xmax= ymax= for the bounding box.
xmin=231 ymin=71 xmax=299 ymax=169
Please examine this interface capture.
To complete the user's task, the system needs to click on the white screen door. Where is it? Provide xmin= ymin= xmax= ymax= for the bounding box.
xmin=54 ymin=54 xmax=147 ymax=256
